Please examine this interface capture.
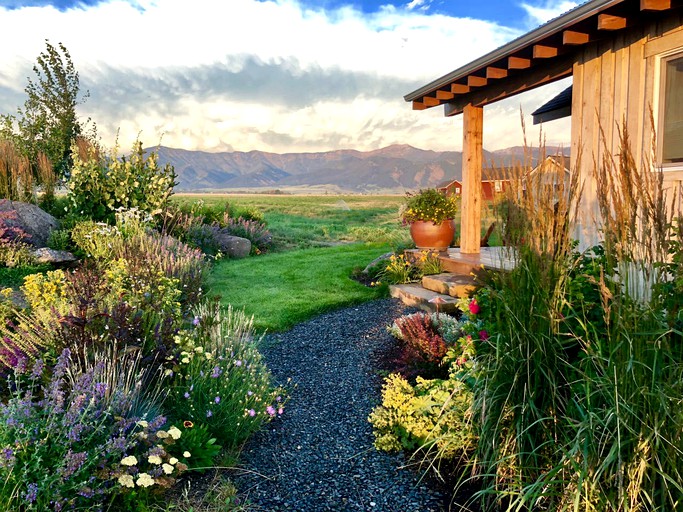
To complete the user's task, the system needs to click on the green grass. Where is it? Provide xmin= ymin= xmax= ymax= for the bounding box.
xmin=208 ymin=243 xmax=390 ymax=332
xmin=0 ymin=264 xmax=51 ymax=289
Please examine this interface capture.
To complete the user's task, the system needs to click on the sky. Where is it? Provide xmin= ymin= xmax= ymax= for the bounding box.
xmin=0 ymin=0 xmax=576 ymax=154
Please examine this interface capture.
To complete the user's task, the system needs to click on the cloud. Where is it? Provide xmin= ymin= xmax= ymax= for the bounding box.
xmin=520 ymin=0 xmax=579 ymax=27
xmin=0 ymin=0 xmax=570 ymax=153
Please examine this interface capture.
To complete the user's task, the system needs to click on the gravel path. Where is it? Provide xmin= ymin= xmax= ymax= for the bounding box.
xmin=234 ymin=298 xmax=445 ymax=511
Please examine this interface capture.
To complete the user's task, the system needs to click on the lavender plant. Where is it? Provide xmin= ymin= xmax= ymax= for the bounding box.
xmin=0 ymin=348 xmax=172 ymax=510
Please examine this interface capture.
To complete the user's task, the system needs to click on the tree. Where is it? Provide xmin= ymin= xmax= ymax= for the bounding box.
xmin=1 ymin=40 xmax=93 ymax=180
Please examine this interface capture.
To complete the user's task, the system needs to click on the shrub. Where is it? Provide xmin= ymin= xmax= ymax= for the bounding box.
xmin=400 ymin=188 xmax=459 ymax=224
xmin=67 ymin=140 xmax=175 ymax=223
xmin=369 ymin=372 xmax=476 ymax=461
xmin=168 ymin=421 xmax=221 ymax=472
xmin=222 ymin=217 xmax=272 ymax=254
xmin=46 ymin=229 xmax=73 ymax=251
xmin=166 ymin=303 xmax=284 ymax=449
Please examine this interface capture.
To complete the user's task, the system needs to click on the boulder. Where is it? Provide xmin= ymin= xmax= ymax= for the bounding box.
xmin=362 ymin=252 xmax=394 ymax=274
xmin=211 ymin=227 xmax=251 ymax=258
xmin=0 ymin=200 xmax=59 ymax=247
xmin=31 ymin=247 xmax=78 ymax=267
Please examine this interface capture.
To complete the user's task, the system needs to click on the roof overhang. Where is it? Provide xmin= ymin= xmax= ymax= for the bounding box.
xmin=532 ymin=85 xmax=573 ymax=124
xmin=405 ymin=0 xmax=678 ymax=116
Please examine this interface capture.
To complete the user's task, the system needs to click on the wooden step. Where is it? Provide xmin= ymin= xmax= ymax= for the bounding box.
xmin=421 ymin=273 xmax=476 ymax=298
xmin=389 ymin=284 xmax=459 ymax=313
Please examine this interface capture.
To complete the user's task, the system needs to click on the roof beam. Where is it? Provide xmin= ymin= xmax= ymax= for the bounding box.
xmin=563 ymin=30 xmax=591 ymax=45
xmin=436 ymin=90 xmax=455 ymax=100
xmin=444 ymin=54 xmax=573 ymax=117
xmin=597 ymin=13 xmax=628 ymax=30
xmin=486 ymin=66 xmax=508 ymax=79
xmin=640 ymin=0 xmax=671 ymax=10
xmin=422 ymin=96 xmax=440 ymax=107
xmin=451 ymin=83 xmax=470 ymax=94
xmin=412 ymin=101 xmax=427 ymax=110
xmin=533 ymin=44 xmax=559 ymax=58
xmin=467 ymin=75 xmax=488 ymax=87
xmin=508 ymin=56 xmax=531 ymax=69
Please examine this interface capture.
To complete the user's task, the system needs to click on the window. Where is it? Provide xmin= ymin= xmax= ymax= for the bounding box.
xmin=494 ymin=180 xmax=502 ymax=192
xmin=660 ymin=54 xmax=683 ymax=165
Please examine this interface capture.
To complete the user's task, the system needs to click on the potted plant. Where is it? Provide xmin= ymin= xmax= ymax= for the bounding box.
xmin=400 ymin=188 xmax=458 ymax=251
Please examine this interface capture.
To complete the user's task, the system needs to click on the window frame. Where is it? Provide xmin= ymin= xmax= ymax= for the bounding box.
xmin=657 ymin=48 xmax=683 ymax=170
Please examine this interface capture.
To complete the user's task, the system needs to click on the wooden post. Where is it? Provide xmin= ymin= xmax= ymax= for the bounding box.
xmin=461 ymin=103 xmax=483 ymax=254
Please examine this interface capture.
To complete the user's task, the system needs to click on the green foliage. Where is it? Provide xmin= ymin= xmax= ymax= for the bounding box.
xmin=166 ymin=303 xmax=284 ymax=449
xmin=46 ymin=229 xmax=73 ymax=251
xmin=168 ymin=421 xmax=222 ymax=472
xmin=68 ymin=141 xmax=176 ymax=223
xmin=377 ymin=250 xmax=442 ymax=285
xmin=368 ymin=372 xmax=476 ymax=460
xmin=400 ymin=188 xmax=459 ymax=224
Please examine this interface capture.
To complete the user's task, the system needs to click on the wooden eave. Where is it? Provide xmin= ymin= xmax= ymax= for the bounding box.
xmin=405 ymin=0 xmax=679 ymax=116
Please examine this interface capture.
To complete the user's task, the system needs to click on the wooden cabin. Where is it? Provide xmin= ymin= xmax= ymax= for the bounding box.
xmin=405 ymin=0 xmax=683 ymax=253
xmin=438 ymin=166 xmax=512 ymax=200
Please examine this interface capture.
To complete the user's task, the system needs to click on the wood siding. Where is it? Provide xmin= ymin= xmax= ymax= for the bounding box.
xmin=571 ymin=12 xmax=683 ymax=247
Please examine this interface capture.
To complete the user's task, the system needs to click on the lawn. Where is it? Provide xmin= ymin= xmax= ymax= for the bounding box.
xmin=208 ymin=242 xmax=390 ymax=332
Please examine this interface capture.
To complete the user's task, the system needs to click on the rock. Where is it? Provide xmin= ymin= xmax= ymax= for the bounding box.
xmin=0 ymin=200 xmax=59 ymax=247
xmin=31 ymin=247 xmax=78 ymax=266
xmin=362 ymin=252 xmax=394 ymax=274
xmin=210 ymin=227 xmax=251 ymax=258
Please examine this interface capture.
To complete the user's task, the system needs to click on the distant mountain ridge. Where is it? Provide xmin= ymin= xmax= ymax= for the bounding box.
xmin=151 ymin=144 xmax=570 ymax=193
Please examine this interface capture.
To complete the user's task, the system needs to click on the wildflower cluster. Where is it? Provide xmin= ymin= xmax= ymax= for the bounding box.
xmin=0 ymin=350 xmax=169 ymax=510
xmin=166 ymin=304 xmax=285 ymax=449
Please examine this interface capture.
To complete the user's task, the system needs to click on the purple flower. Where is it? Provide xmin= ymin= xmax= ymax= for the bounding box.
xmin=247 ymin=391 xmax=253 ymax=396
xmin=248 ymin=409 xmax=256 ymax=417
xmin=206 ymin=410 xmax=213 ymax=418
xmin=266 ymin=406 xmax=276 ymax=417
xmin=235 ymin=360 xmax=242 ymax=367
xmin=214 ymin=396 xmax=220 ymax=404
xmin=184 ymin=392 xmax=190 ymax=399
xmin=30 ymin=359 xmax=44 ymax=379
xmin=23 ymin=483 xmax=38 ymax=503
xmin=210 ymin=366 xmax=222 ymax=378
xmin=192 ymin=316 xmax=201 ymax=326
xmin=276 ymin=395 xmax=282 ymax=402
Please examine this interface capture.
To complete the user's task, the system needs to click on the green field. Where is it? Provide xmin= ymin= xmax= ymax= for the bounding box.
xmin=174 ymin=193 xmax=410 ymax=249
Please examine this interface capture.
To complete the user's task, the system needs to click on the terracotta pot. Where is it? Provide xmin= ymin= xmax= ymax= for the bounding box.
xmin=409 ymin=219 xmax=455 ymax=251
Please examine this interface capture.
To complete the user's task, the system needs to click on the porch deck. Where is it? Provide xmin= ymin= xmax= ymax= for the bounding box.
xmin=407 ymin=246 xmax=516 ymax=275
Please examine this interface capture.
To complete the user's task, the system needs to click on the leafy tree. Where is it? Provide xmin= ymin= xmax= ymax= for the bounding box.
xmin=1 ymin=40 xmax=93 ymax=180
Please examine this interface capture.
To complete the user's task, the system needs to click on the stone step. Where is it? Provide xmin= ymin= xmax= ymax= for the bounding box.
xmin=389 ymin=284 xmax=459 ymax=314
xmin=421 ymin=273 xmax=476 ymax=298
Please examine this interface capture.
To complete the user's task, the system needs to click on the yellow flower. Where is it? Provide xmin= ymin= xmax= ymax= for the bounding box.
xmin=169 ymin=457 xmax=179 ymax=465
xmin=162 ymin=463 xmax=174 ymax=475
xmin=118 ymin=474 xmax=135 ymax=488
xmin=167 ymin=426 xmax=182 ymax=440
xmin=156 ymin=430 xmax=169 ymax=439
xmin=136 ymin=473 xmax=155 ymax=488
xmin=183 ymin=451 xmax=191 ymax=458
xmin=120 ymin=455 xmax=138 ymax=466
xmin=148 ymin=455 xmax=163 ymax=465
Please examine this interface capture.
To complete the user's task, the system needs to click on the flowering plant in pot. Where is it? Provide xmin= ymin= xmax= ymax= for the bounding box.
xmin=400 ymin=188 xmax=458 ymax=251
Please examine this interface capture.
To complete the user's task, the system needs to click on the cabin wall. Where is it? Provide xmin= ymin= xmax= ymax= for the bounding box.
xmin=570 ymin=12 xmax=683 ymax=248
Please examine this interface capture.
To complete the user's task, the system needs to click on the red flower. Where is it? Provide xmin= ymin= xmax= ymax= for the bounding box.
xmin=479 ymin=330 xmax=489 ymax=341
xmin=183 ymin=421 xmax=194 ymax=429
xmin=469 ymin=299 xmax=480 ymax=315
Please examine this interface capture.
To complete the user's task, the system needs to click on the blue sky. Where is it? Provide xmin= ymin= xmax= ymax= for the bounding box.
xmin=0 ymin=0 xmax=575 ymax=153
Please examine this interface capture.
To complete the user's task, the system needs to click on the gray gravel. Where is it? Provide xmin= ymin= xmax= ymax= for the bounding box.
xmin=234 ymin=298 xmax=445 ymax=511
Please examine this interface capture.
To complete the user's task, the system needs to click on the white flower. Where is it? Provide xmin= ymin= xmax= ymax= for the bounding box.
xmin=156 ymin=430 xmax=169 ymax=439
xmin=118 ymin=474 xmax=135 ymax=488
xmin=167 ymin=426 xmax=182 ymax=440
xmin=194 ymin=346 xmax=204 ymax=353
xmin=169 ymin=457 xmax=178 ymax=465
xmin=183 ymin=451 xmax=191 ymax=458
xmin=162 ymin=463 xmax=174 ymax=475
xmin=136 ymin=473 xmax=155 ymax=488
xmin=136 ymin=420 xmax=149 ymax=428
xmin=120 ymin=455 xmax=138 ymax=466
xmin=148 ymin=455 xmax=163 ymax=465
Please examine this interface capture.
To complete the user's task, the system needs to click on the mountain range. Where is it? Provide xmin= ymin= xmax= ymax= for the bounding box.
xmin=152 ymin=144 xmax=570 ymax=193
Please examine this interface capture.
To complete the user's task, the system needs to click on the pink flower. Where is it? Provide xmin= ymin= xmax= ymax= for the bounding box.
xmin=266 ymin=406 xmax=276 ymax=417
xmin=479 ymin=330 xmax=489 ymax=341
xmin=469 ymin=299 xmax=480 ymax=315
xmin=248 ymin=409 xmax=256 ymax=417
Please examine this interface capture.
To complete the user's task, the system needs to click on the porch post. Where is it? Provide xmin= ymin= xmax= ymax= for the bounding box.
xmin=461 ymin=103 xmax=483 ymax=254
